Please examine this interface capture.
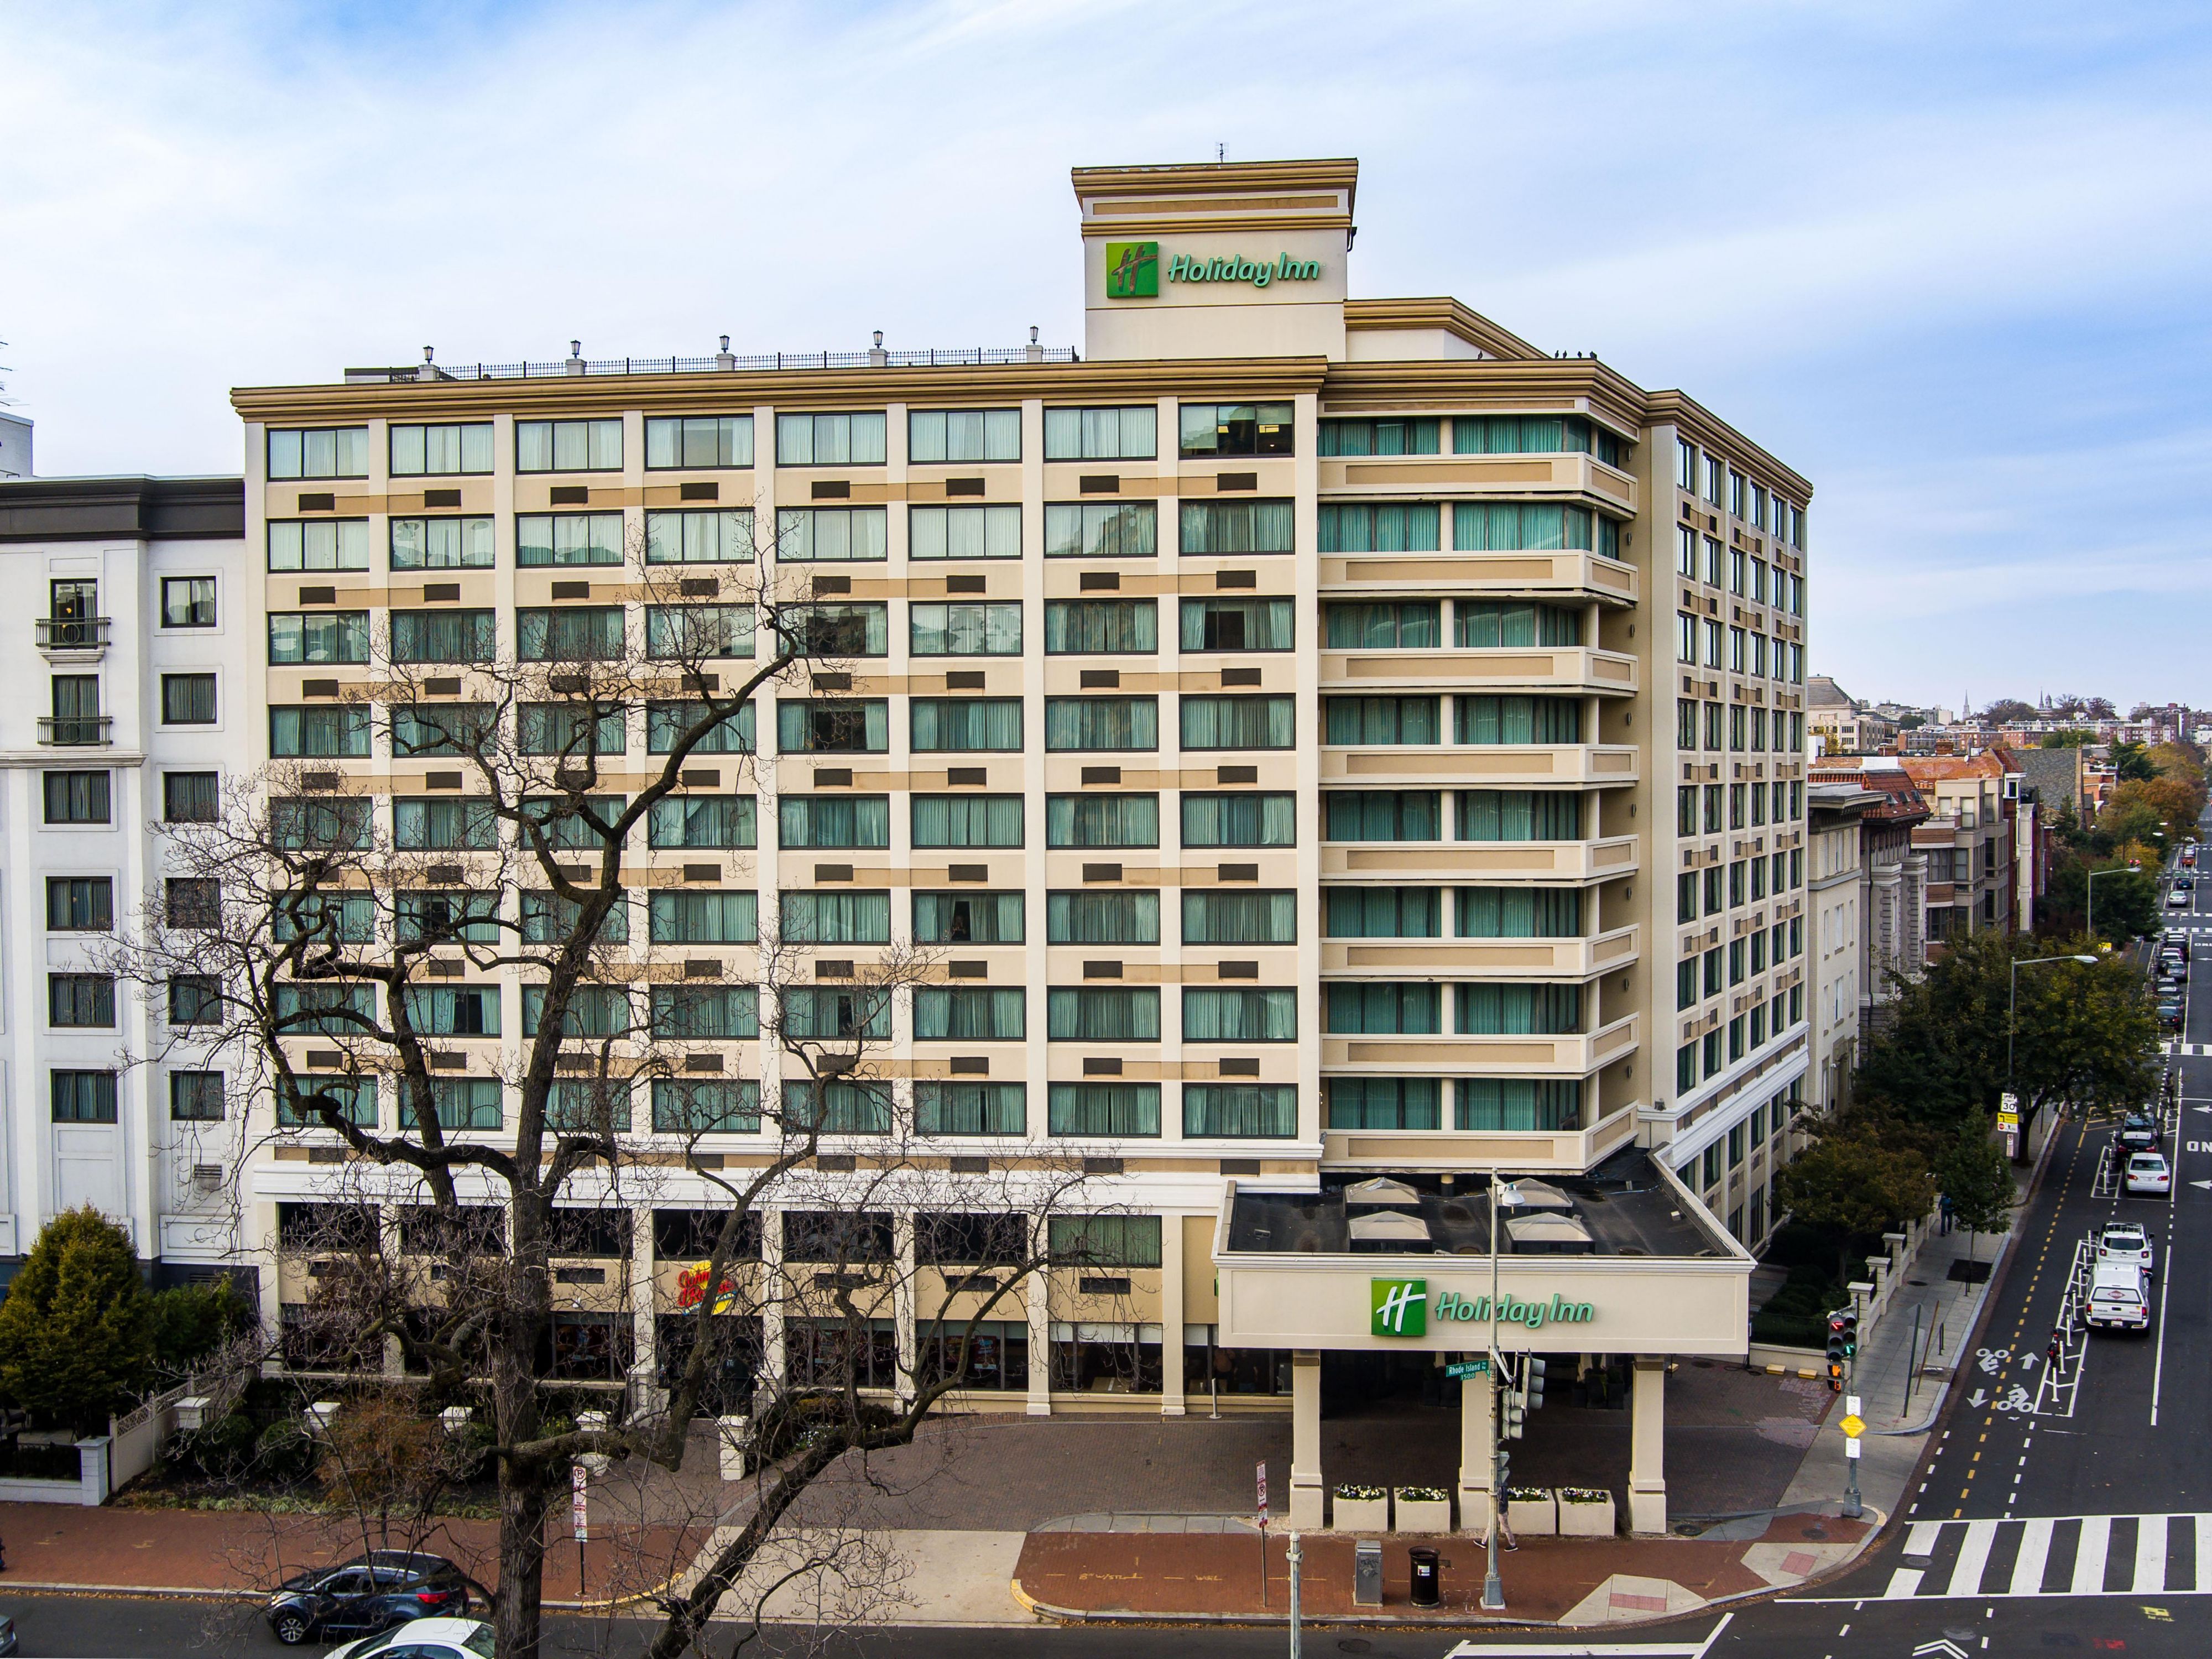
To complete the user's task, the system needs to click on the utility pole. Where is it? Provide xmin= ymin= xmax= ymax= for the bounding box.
xmin=1286 ymin=1530 xmax=1302 ymax=1659
xmin=1481 ymin=1175 xmax=1522 ymax=1613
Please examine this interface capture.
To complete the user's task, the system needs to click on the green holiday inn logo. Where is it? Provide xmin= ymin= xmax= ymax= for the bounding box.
xmin=1104 ymin=241 xmax=1159 ymax=299
xmin=1371 ymin=1277 xmax=1428 ymax=1338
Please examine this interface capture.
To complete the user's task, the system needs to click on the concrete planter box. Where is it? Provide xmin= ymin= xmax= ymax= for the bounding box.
xmin=1332 ymin=1489 xmax=1390 ymax=1532
xmin=1556 ymin=1489 xmax=1615 ymax=1536
xmin=1505 ymin=1489 xmax=1557 ymax=1536
xmin=1392 ymin=1490 xmax=1453 ymax=1533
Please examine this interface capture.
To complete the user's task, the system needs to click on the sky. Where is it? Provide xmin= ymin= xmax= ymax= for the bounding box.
xmin=3 ymin=0 xmax=2208 ymax=709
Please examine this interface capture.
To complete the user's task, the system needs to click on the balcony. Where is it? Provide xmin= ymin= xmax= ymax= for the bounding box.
xmin=1320 ymin=743 xmax=1638 ymax=788
xmin=38 ymin=715 xmax=113 ymax=747
xmin=1319 ymin=549 xmax=1637 ymax=607
xmin=1318 ymin=1099 xmax=1643 ymax=1176
xmin=1320 ymin=833 xmax=1639 ymax=883
xmin=36 ymin=617 xmax=111 ymax=658
xmin=1319 ymin=452 xmax=1638 ymax=510
xmin=1322 ymin=1013 xmax=1639 ymax=1077
xmin=1319 ymin=646 xmax=1638 ymax=696
xmin=1320 ymin=924 xmax=1639 ymax=978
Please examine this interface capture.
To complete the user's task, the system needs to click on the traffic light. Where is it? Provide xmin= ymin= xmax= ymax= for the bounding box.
xmin=1501 ymin=1358 xmax=1528 ymax=1439
xmin=1825 ymin=1359 xmax=1844 ymax=1394
xmin=1838 ymin=1310 xmax=1858 ymax=1359
xmin=1525 ymin=1357 xmax=1547 ymax=1413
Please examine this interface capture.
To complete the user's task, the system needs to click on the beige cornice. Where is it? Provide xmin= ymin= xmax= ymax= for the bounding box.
xmin=1078 ymin=212 xmax=1353 ymax=237
xmin=1321 ymin=359 xmax=1648 ymax=440
xmin=1342 ymin=297 xmax=1545 ymax=363
xmin=1072 ymin=158 xmax=1359 ymax=207
xmin=1642 ymin=391 xmax=1813 ymax=503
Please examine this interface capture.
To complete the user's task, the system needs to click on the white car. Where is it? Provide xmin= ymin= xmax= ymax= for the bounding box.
xmin=2168 ymin=889 xmax=2192 ymax=909
xmin=2125 ymin=1152 xmax=2172 ymax=1196
xmin=2098 ymin=1220 xmax=2156 ymax=1279
xmin=330 ymin=1619 xmax=495 ymax=1659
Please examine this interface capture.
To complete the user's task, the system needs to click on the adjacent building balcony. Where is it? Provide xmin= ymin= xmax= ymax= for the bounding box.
xmin=38 ymin=714 xmax=113 ymax=747
xmin=1318 ymin=549 xmax=1638 ymax=607
xmin=1320 ymin=743 xmax=1638 ymax=788
xmin=1319 ymin=646 xmax=1638 ymax=697
xmin=35 ymin=616 xmax=111 ymax=659
xmin=1320 ymin=924 xmax=1639 ymax=979
xmin=1320 ymin=833 xmax=1639 ymax=883
xmin=1321 ymin=1013 xmax=1639 ymax=1078
xmin=1318 ymin=1098 xmax=1644 ymax=1175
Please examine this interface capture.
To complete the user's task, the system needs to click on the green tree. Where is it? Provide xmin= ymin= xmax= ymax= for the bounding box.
xmin=2041 ymin=849 xmax=2155 ymax=942
xmin=1932 ymin=1118 xmax=2017 ymax=1262
xmin=2111 ymin=740 xmax=2157 ymax=782
xmin=1775 ymin=1131 xmax=1936 ymax=1283
xmin=2040 ymin=729 xmax=2094 ymax=749
xmin=146 ymin=1279 xmax=253 ymax=1379
xmin=0 ymin=1208 xmax=154 ymax=1433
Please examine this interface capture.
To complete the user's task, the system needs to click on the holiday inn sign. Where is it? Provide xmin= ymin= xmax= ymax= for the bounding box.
xmin=1105 ymin=240 xmax=1324 ymax=298
xmin=1370 ymin=1278 xmax=1598 ymax=1338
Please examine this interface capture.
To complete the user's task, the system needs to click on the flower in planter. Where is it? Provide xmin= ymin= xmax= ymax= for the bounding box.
xmin=1395 ymin=1485 xmax=1449 ymax=1503
xmin=1557 ymin=1487 xmax=1612 ymax=1504
xmin=1503 ymin=1486 xmax=1551 ymax=1503
xmin=1334 ymin=1483 xmax=1387 ymax=1502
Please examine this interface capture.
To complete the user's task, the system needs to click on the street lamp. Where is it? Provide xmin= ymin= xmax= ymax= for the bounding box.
xmin=2085 ymin=861 xmax=2141 ymax=942
xmin=1481 ymin=1175 xmax=1525 ymax=1614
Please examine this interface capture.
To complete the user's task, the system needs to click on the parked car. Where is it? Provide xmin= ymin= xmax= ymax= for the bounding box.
xmin=0 ymin=1611 xmax=16 ymax=1656
xmin=2125 ymin=1151 xmax=2172 ymax=1196
xmin=329 ymin=1618 xmax=496 ymax=1659
xmin=2086 ymin=1260 xmax=2153 ymax=1332
xmin=2158 ymin=1000 xmax=2184 ymax=1030
xmin=265 ymin=1553 xmax=471 ymax=1646
xmin=2168 ymin=889 xmax=2191 ymax=909
xmin=2161 ymin=957 xmax=2189 ymax=984
xmin=2098 ymin=1219 xmax=2157 ymax=1279
xmin=2162 ymin=931 xmax=2191 ymax=961
xmin=2180 ymin=876 xmax=2197 ymax=891
xmin=2118 ymin=1113 xmax=2162 ymax=1152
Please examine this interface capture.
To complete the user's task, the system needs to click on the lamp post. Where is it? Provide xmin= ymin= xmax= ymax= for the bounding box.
xmin=2085 ymin=861 xmax=2140 ymax=942
xmin=2007 ymin=954 xmax=2100 ymax=1147
xmin=1481 ymin=1175 xmax=1525 ymax=1614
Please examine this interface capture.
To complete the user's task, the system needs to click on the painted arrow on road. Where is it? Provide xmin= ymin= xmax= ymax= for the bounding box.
xmin=1968 ymin=1387 xmax=1987 ymax=1407
xmin=1912 ymin=1642 xmax=1969 ymax=1659
xmin=2192 ymin=1180 xmax=2211 ymax=1191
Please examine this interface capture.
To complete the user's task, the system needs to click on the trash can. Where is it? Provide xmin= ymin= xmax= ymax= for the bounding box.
xmin=1408 ymin=1545 xmax=1441 ymax=1607
xmin=1353 ymin=1539 xmax=1383 ymax=1605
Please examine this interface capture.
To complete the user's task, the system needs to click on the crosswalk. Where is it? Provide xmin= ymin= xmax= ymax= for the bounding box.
xmin=1884 ymin=1514 xmax=2212 ymax=1599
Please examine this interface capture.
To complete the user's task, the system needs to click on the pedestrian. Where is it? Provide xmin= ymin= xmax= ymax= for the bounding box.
xmin=2047 ymin=1328 xmax=2064 ymax=1369
xmin=1938 ymin=1194 xmax=1954 ymax=1237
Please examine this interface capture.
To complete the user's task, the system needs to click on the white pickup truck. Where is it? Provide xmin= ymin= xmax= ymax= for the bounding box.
xmin=2086 ymin=1260 xmax=2152 ymax=1333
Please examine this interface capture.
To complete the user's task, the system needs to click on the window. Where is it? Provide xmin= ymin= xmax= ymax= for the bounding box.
xmin=167 ymin=974 xmax=221 ymax=1027
xmin=779 ymin=986 xmax=891 ymax=1042
xmin=910 ymin=794 xmax=1024 ymax=847
xmin=1456 ymin=790 xmax=1581 ymax=841
xmin=1455 ymin=982 xmax=1580 ymax=1034
xmin=1323 ymin=602 xmax=1439 ymax=649
xmin=1043 ymin=406 xmax=1156 ymax=461
xmin=912 ymin=891 xmax=1024 ymax=944
xmin=1181 ymin=597 xmax=1292 ymax=651
xmin=390 ymin=515 xmax=495 ymax=570
xmin=1728 ymin=470 xmax=1747 ymax=518
xmin=267 ymin=427 xmax=367 ymax=479
xmin=51 ymin=1070 xmax=118 ymax=1123
xmin=775 ymin=795 xmax=888 ymax=849
xmin=518 ymin=703 xmax=624 ymax=755
xmin=1677 ymin=1043 xmax=1699 ymax=1092
xmin=1326 ymin=982 xmax=1440 ymax=1036
xmin=1455 ymin=1078 xmax=1580 ymax=1131
xmin=781 ymin=891 xmax=890 ymax=945
xmin=518 ymin=606 xmax=625 ymax=660
xmin=1046 ymin=1083 xmax=1160 ymax=1136
xmin=160 ymin=673 xmax=217 ymax=725
xmin=910 ymin=698 xmax=1023 ymax=753
xmin=47 ymin=876 xmax=113 ymax=931
xmin=1677 ymin=439 xmax=1697 ymax=489
xmin=48 ymin=674 xmax=101 ymax=744
xmin=646 ymin=700 xmax=755 ymax=755
xmin=776 ymin=507 xmax=888 ymax=562
xmin=1317 ymin=503 xmax=1440 ymax=552
xmin=1046 ymin=889 xmax=1160 ymax=943
xmin=1047 ymin=987 xmax=1160 ymax=1042
xmin=1677 ymin=526 xmax=1698 ymax=578
xmin=914 ymin=987 xmax=1026 ymax=1041
xmin=268 ymin=612 xmax=368 ymax=666
xmin=644 ymin=890 xmax=758 ymax=945
xmin=645 ymin=415 xmax=753 ymax=469
xmin=778 ymin=602 xmax=889 ymax=658
xmin=777 ymin=699 xmax=888 ymax=754
xmin=650 ymin=795 xmax=758 ymax=848
xmin=400 ymin=889 xmax=503 ymax=944
xmin=1180 ymin=500 xmax=1293 ymax=555
xmin=1319 ymin=418 xmax=1440 ymax=456
xmin=517 ymin=513 xmax=624 ymax=567
xmin=389 ymin=422 xmax=494 ymax=476
xmin=1185 ymin=1084 xmax=1295 ymax=1138
xmin=1453 ymin=696 xmax=1579 ymax=744
xmin=1181 ymin=695 xmax=1293 ymax=749
xmin=915 ymin=1082 xmax=1025 ymax=1136
xmin=1179 ymin=402 xmax=1291 ymax=457
xmin=1676 ymin=613 xmax=1696 ymax=664
xmin=1453 ymin=501 xmax=1615 ymax=555
xmin=651 ymin=985 xmax=760 ymax=1040
xmin=645 ymin=605 xmax=753 ymax=660
xmin=1323 ymin=790 xmax=1439 ymax=842
xmin=523 ymin=984 xmax=630 ymax=1039
xmin=161 ymin=576 xmax=217 ymax=628
xmin=1045 ymin=501 xmax=1156 ymax=559
xmin=44 ymin=770 xmax=109 ymax=824
xmin=517 ymin=419 xmax=622 ymax=472
xmin=1455 ymin=886 xmax=1582 ymax=937
xmin=910 ymin=408 xmax=1020 ymax=462
xmin=430 ymin=1078 xmax=504 ymax=1131
xmin=519 ymin=794 xmax=627 ymax=852
xmin=1045 ymin=696 xmax=1156 ymax=751
xmin=909 ymin=504 xmax=1021 ymax=560
xmin=170 ymin=1071 xmax=225 ymax=1123
xmin=517 ymin=888 xmax=626 ymax=945
xmin=1326 ymin=1077 xmax=1439 ymax=1130
xmin=775 ymin=412 xmax=886 ymax=466
xmin=391 ymin=609 xmax=496 ymax=664
xmin=165 ymin=877 xmax=221 ymax=928
xmin=1454 ymin=414 xmax=1629 ymax=467
xmin=1183 ymin=792 xmax=1295 ymax=847
xmin=651 ymin=1078 xmax=760 ymax=1134
xmin=910 ymin=603 xmax=1021 ymax=656
xmin=1677 ymin=870 xmax=1698 ymax=921
xmin=268 ymin=519 xmax=369 ymax=572
xmin=272 ymin=796 xmax=372 ymax=849
xmin=1455 ymin=601 xmax=1580 ymax=648
xmin=1045 ymin=598 xmax=1156 ymax=654
xmin=1324 ymin=886 xmax=1441 ymax=938
xmin=1182 ymin=890 xmax=1295 ymax=944
xmin=406 ymin=984 xmax=502 ymax=1037
xmin=50 ymin=974 xmax=115 ymax=1027
xmin=645 ymin=509 xmax=755 ymax=565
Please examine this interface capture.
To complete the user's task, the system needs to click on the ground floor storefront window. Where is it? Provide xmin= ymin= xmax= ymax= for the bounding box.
xmin=657 ymin=1313 xmax=762 ymax=1415
xmin=787 ymin=1316 xmax=899 ymax=1389
xmin=917 ymin=1319 xmax=1029 ymax=1391
xmin=1051 ymin=1321 xmax=1164 ymax=1394
xmin=1185 ymin=1328 xmax=1290 ymax=1395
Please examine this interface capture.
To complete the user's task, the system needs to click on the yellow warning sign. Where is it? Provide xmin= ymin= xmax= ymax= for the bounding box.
xmin=1839 ymin=1414 xmax=1866 ymax=1438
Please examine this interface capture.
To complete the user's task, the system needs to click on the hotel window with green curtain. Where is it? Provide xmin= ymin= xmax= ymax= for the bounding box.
xmin=268 ymin=520 xmax=369 ymax=572
xmin=778 ymin=601 xmax=889 ymax=657
xmin=1457 ymin=790 xmax=1582 ymax=842
xmin=776 ymin=507 xmax=888 ymax=562
xmin=1182 ymin=792 xmax=1295 ymax=847
xmin=1677 ymin=786 xmax=1697 ymax=836
xmin=651 ymin=1078 xmax=760 ymax=1134
xmin=516 ymin=512 xmax=623 ymax=567
xmin=911 ymin=891 xmax=1024 ymax=944
xmin=915 ymin=1082 xmax=1026 ymax=1136
xmin=776 ymin=411 xmax=885 ymax=466
xmin=1453 ymin=501 xmax=1619 ymax=559
xmin=776 ymin=699 xmax=888 ymax=754
xmin=1180 ymin=500 xmax=1293 ymax=555
xmin=1455 ymin=1078 xmax=1582 ymax=1131
xmin=1326 ymin=1077 xmax=1440 ymax=1131
xmin=1454 ymin=983 xmax=1582 ymax=1035
xmin=1317 ymin=502 xmax=1440 ymax=552
xmin=645 ymin=415 xmax=753 ymax=469
xmin=910 ymin=794 xmax=1023 ymax=848
xmin=910 ymin=503 xmax=1021 ymax=560
xmin=1178 ymin=402 xmax=1291 ymax=457
xmin=268 ymin=611 xmax=369 ymax=665
xmin=648 ymin=794 xmax=755 ymax=849
xmin=268 ymin=426 xmax=368 ymax=479
xmin=51 ymin=1071 xmax=118 ymax=1124
xmin=648 ymin=890 xmax=758 ymax=945
xmin=1323 ymin=790 xmax=1440 ymax=842
xmin=1181 ymin=596 xmax=1293 ymax=650
xmin=910 ymin=408 xmax=1020 ymax=463
xmin=1046 ymin=793 xmax=1159 ymax=848
xmin=392 ymin=516 xmax=495 ymax=569
xmin=270 ymin=705 xmax=369 ymax=759
xmin=1184 ymin=1084 xmax=1296 ymax=1138
xmin=1324 ymin=886 xmax=1441 ymax=938
xmin=546 ymin=1079 xmax=632 ymax=1133
xmin=1452 ymin=414 xmax=1630 ymax=467
xmin=279 ymin=1074 xmax=375 ymax=1128
xmin=1183 ymin=987 xmax=1296 ymax=1042
xmin=1323 ymin=601 xmax=1440 ymax=649
xmin=519 ymin=984 xmax=627 ymax=1039
xmin=425 ymin=1078 xmax=502 ymax=1130
xmin=911 ymin=602 xmax=1022 ymax=655
xmin=1046 ymin=1084 xmax=1161 ymax=1139
xmin=1677 ymin=870 xmax=1699 ymax=924
xmin=517 ymin=419 xmax=620 ymax=472
xmin=392 ymin=609 xmax=496 ymax=664
xmin=910 ymin=698 xmax=1022 ymax=752
xmin=914 ymin=988 xmax=1026 ymax=1041
xmin=271 ymin=797 xmax=373 ymax=851
xmin=775 ymin=795 xmax=885 ymax=849
xmin=781 ymin=1079 xmax=892 ymax=1134
xmin=1677 ymin=958 xmax=1698 ymax=1008
xmin=1454 ymin=695 xmax=1581 ymax=744
xmin=404 ymin=984 xmax=500 ymax=1036
xmin=644 ymin=509 xmax=755 ymax=565
xmin=518 ymin=889 xmax=626 ymax=945
xmin=1676 ymin=1044 xmax=1699 ymax=1092
xmin=1045 ymin=696 xmax=1156 ymax=750
xmin=1454 ymin=600 xmax=1581 ymax=648
xmin=518 ymin=703 xmax=624 ymax=756
xmin=1046 ymin=889 xmax=1160 ymax=944
xmin=1181 ymin=890 xmax=1295 ymax=945
xmin=645 ymin=604 xmax=753 ymax=660
xmin=1454 ymin=886 xmax=1582 ymax=938
xmin=1047 ymin=987 xmax=1160 ymax=1042
xmin=778 ymin=986 xmax=889 ymax=1041
xmin=1045 ymin=598 xmax=1156 ymax=653
xmin=1324 ymin=982 xmax=1439 ymax=1035
xmin=645 ymin=700 xmax=754 ymax=754
xmin=1323 ymin=696 xmax=1438 ymax=745
xmin=1318 ymin=418 xmax=1440 ymax=456
xmin=1045 ymin=501 xmax=1156 ymax=559
xmin=394 ymin=797 xmax=497 ymax=851
xmin=781 ymin=890 xmax=890 ymax=945
xmin=390 ymin=422 xmax=494 ymax=476
xmin=1181 ymin=695 xmax=1293 ymax=749
xmin=518 ymin=606 xmax=624 ymax=659
xmin=1043 ymin=406 xmax=1156 ymax=461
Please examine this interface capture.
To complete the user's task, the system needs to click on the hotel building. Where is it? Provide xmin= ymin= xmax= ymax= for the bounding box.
xmin=229 ymin=159 xmax=1812 ymax=1531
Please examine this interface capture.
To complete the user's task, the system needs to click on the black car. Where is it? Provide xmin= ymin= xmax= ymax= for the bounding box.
xmin=264 ymin=1552 xmax=470 ymax=1646
xmin=2119 ymin=1114 xmax=2161 ymax=1152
